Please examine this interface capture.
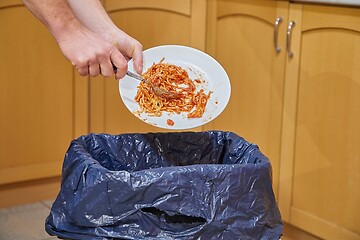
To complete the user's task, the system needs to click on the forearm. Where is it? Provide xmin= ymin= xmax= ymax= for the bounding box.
xmin=21 ymin=0 xmax=85 ymax=42
xmin=66 ymin=0 xmax=118 ymax=37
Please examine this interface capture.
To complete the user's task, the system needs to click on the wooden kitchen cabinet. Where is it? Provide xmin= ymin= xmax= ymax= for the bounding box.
xmin=204 ymin=0 xmax=290 ymax=199
xmin=1 ymin=1 xmax=359 ymax=239
xmin=205 ymin=1 xmax=360 ymax=239
xmin=89 ymin=0 xmax=207 ymax=134
xmin=278 ymin=3 xmax=360 ymax=240
xmin=0 ymin=1 xmax=88 ymax=188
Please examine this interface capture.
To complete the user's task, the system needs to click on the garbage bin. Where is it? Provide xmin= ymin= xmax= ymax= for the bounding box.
xmin=45 ymin=131 xmax=283 ymax=239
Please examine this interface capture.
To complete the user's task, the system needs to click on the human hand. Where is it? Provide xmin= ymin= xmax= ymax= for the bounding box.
xmin=103 ymin=29 xmax=143 ymax=76
xmin=22 ymin=0 xmax=143 ymax=80
xmin=57 ymin=24 xmax=137 ymax=80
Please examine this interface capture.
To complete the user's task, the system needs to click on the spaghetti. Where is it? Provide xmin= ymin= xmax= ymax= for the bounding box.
xmin=134 ymin=58 xmax=212 ymax=118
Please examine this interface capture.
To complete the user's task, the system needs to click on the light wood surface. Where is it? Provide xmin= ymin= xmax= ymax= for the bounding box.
xmin=105 ymin=0 xmax=191 ymax=16
xmin=0 ymin=161 xmax=62 ymax=185
xmin=279 ymin=3 xmax=360 ymax=240
xmin=0 ymin=177 xmax=61 ymax=209
xmin=74 ymin=74 xmax=90 ymax=137
xmin=0 ymin=3 xmax=83 ymax=185
xmin=1 ymin=3 xmax=359 ymax=239
xmin=0 ymin=0 xmax=22 ymax=8
xmin=204 ymin=0 xmax=289 ymax=199
xmin=278 ymin=2 xmax=303 ymax=222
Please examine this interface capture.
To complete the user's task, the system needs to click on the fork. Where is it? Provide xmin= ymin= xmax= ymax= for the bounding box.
xmin=126 ymin=71 xmax=179 ymax=98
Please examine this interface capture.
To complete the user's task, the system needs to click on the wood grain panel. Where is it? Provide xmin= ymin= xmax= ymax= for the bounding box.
xmin=217 ymin=0 xmax=281 ymax=23
xmin=105 ymin=0 xmax=191 ymax=16
xmin=280 ymin=3 xmax=360 ymax=240
xmin=205 ymin=0 xmax=288 ymax=198
xmin=0 ymin=0 xmax=22 ymax=9
xmin=0 ymin=177 xmax=61 ymax=209
xmin=291 ymin=207 xmax=360 ymax=240
xmin=0 ymin=161 xmax=62 ymax=185
xmin=0 ymin=5 xmax=73 ymax=183
xmin=278 ymin=3 xmax=303 ymax=221
xmin=301 ymin=4 xmax=360 ymax=32
xmin=292 ymin=24 xmax=360 ymax=240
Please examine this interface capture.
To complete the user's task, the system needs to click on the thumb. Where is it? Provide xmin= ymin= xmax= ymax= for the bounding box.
xmin=132 ymin=45 xmax=143 ymax=74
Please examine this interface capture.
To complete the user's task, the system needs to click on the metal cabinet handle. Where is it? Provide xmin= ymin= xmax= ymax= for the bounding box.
xmin=274 ymin=17 xmax=282 ymax=53
xmin=286 ymin=21 xmax=295 ymax=58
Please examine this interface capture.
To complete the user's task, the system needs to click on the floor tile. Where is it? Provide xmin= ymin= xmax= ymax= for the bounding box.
xmin=0 ymin=202 xmax=53 ymax=240
xmin=0 ymin=201 xmax=321 ymax=240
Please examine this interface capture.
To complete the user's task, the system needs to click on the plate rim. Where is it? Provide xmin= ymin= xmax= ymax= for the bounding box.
xmin=119 ymin=44 xmax=231 ymax=130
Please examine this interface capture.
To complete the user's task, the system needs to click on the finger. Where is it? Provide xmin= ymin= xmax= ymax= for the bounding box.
xmin=114 ymin=37 xmax=143 ymax=74
xmin=132 ymin=43 xmax=143 ymax=74
xmin=110 ymin=50 xmax=128 ymax=80
xmin=89 ymin=63 xmax=100 ymax=77
xmin=77 ymin=66 xmax=89 ymax=76
xmin=99 ymin=59 xmax=114 ymax=77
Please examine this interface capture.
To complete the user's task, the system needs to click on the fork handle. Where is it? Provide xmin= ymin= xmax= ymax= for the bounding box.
xmin=126 ymin=71 xmax=142 ymax=81
xmin=126 ymin=71 xmax=152 ymax=85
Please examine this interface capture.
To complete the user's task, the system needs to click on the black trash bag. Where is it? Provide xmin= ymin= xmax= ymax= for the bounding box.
xmin=45 ymin=131 xmax=283 ymax=240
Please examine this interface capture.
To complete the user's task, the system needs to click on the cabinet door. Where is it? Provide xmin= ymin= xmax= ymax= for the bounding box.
xmin=90 ymin=0 xmax=206 ymax=134
xmin=0 ymin=2 xmax=87 ymax=185
xmin=279 ymin=4 xmax=360 ymax=240
xmin=204 ymin=0 xmax=289 ymax=197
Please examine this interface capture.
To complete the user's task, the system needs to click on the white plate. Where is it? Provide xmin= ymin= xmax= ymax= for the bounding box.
xmin=119 ymin=45 xmax=231 ymax=130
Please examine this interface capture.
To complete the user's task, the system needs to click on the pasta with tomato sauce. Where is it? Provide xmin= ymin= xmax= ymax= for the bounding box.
xmin=134 ymin=58 xmax=212 ymax=119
